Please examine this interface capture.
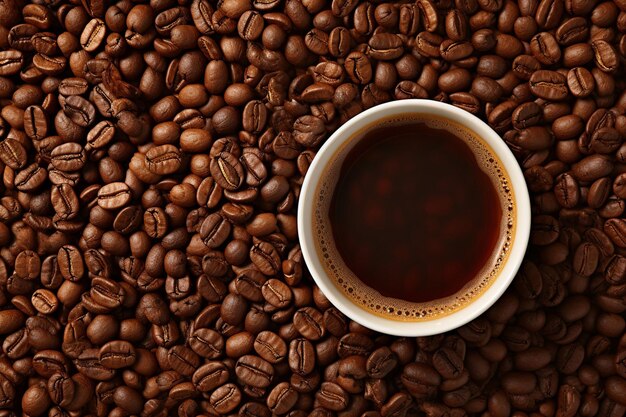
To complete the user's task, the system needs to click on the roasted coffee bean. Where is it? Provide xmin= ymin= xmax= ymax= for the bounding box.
xmin=367 ymin=347 xmax=398 ymax=378
xmin=193 ymin=362 xmax=229 ymax=392
xmin=254 ymin=331 xmax=287 ymax=363
xmin=605 ymin=219 xmax=626 ymax=248
xmin=554 ymin=173 xmax=580 ymax=208
xmin=368 ymin=33 xmax=404 ymax=60
xmin=49 ymin=143 xmax=86 ymax=172
xmin=97 ymin=182 xmax=131 ymax=210
xmin=57 ymin=245 xmax=84 ymax=282
xmin=146 ymin=145 xmax=182 ymax=175
xmin=262 ymin=277 xmax=292 ymax=307
xmin=31 ymin=289 xmax=59 ymax=314
xmin=99 ymin=340 xmax=136 ymax=369
xmin=530 ymin=70 xmax=569 ymax=101
xmin=51 ymin=183 xmax=80 ymax=220
xmin=572 ymin=155 xmax=614 ymax=182
xmin=62 ymin=95 xmax=96 ymax=127
xmin=567 ymin=67 xmax=595 ymax=97
xmin=210 ymin=152 xmax=244 ymax=190
xmin=267 ymin=382 xmax=298 ymax=414
xmin=236 ymin=355 xmax=274 ymax=388
xmin=0 ymin=50 xmax=24 ymax=76
xmin=592 ymin=40 xmax=618 ymax=73
xmin=316 ymin=382 xmax=349 ymax=411
xmin=210 ymin=383 xmax=241 ymax=414
xmin=289 ymin=338 xmax=315 ymax=375
xmin=432 ymin=347 xmax=464 ymax=379
xmin=591 ymin=127 xmax=622 ymax=154
xmin=168 ymin=345 xmax=200 ymax=376
xmin=24 ymin=105 xmax=48 ymax=140
xmin=530 ymin=32 xmax=562 ymax=65
xmin=293 ymin=307 xmax=325 ymax=340
xmin=344 ymin=52 xmax=372 ymax=84
xmin=252 ymin=243 xmax=281 ymax=276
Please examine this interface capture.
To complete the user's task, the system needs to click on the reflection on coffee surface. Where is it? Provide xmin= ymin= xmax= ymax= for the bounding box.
xmin=314 ymin=116 xmax=515 ymax=321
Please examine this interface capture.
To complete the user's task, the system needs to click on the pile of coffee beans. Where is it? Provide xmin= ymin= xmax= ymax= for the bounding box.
xmin=1 ymin=0 xmax=626 ymax=415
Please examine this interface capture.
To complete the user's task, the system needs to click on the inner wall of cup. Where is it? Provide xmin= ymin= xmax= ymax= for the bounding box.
xmin=311 ymin=113 xmax=517 ymax=322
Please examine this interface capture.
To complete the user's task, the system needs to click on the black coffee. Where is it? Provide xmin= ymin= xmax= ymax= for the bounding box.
xmin=329 ymin=120 xmax=503 ymax=303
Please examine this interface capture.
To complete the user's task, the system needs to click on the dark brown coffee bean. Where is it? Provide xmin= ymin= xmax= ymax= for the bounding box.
xmin=146 ymin=144 xmax=182 ymax=175
xmin=562 ymin=44 xmax=592 ymax=71
xmin=554 ymin=173 xmax=580 ymax=208
xmin=0 ymin=309 xmax=26 ymax=335
xmin=556 ymin=17 xmax=588 ymax=45
xmin=31 ymin=289 xmax=59 ymax=314
xmin=168 ymin=345 xmax=200 ymax=376
xmin=254 ymin=331 xmax=287 ymax=363
xmin=23 ymin=105 xmax=48 ymax=140
xmin=446 ymin=9 xmax=468 ymax=40
xmin=530 ymin=32 xmax=561 ymax=65
xmin=367 ymin=347 xmax=398 ymax=378
xmin=0 ymin=138 xmax=27 ymax=170
xmin=288 ymin=338 xmax=315 ymax=375
xmin=267 ymin=382 xmax=298 ymax=414
xmin=261 ymin=277 xmax=291 ymax=306
xmin=512 ymin=55 xmax=541 ymax=81
xmin=567 ymin=67 xmax=595 ymax=97
xmin=81 ymin=18 xmax=106 ymax=51
xmin=399 ymin=4 xmax=420 ymax=36
xmin=90 ymin=276 xmax=124 ymax=309
xmin=367 ymin=33 xmax=404 ymax=61
xmin=62 ymin=95 xmax=96 ymax=127
xmin=51 ymin=183 xmax=79 ymax=221
xmin=47 ymin=373 xmax=75 ymax=408
xmin=191 ymin=362 xmax=228 ymax=392
xmin=338 ymin=333 xmax=375 ymax=357
xmin=331 ymin=0 xmax=358 ymax=17
xmin=591 ymin=40 xmax=618 ymax=73
xmin=210 ymin=152 xmax=244 ymax=191
xmin=572 ymin=155 xmax=614 ymax=182
xmin=344 ymin=52 xmax=372 ymax=84
xmin=0 ymin=50 xmax=24 ymax=76
xmin=536 ymin=0 xmax=563 ymax=29
xmin=415 ymin=31 xmax=443 ymax=57
xmin=573 ymin=242 xmax=600 ymax=276
xmin=97 ymin=182 xmax=131 ymax=210
xmin=292 ymin=307 xmax=325 ymax=340
xmin=57 ymin=245 xmax=84 ymax=282
xmin=238 ymin=10 xmax=264 ymax=40
xmin=591 ymin=128 xmax=622 ymax=154
xmin=316 ymin=382 xmax=349 ymax=411
xmin=530 ymin=70 xmax=569 ymax=101
xmin=471 ymin=76 xmax=503 ymax=102
xmin=210 ymin=383 xmax=241 ymax=414
xmin=99 ymin=340 xmax=136 ymax=369
xmin=50 ymin=142 xmax=86 ymax=172
xmin=417 ymin=0 xmax=438 ymax=32
xmin=236 ymin=355 xmax=274 ymax=388
xmin=605 ymin=219 xmax=626 ymax=248
xmin=515 ymin=126 xmax=554 ymax=150
xmin=432 ymin=347 xmax=464 ymax=379
xmin=449 ymin=92 xmax=480 ymax=113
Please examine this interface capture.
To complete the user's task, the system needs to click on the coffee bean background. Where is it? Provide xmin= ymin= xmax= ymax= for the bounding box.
xmin=0 ymin=0 xmax=626 ymax=415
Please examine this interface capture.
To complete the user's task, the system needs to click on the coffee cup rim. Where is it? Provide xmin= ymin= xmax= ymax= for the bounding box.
xmin=298 ymin=99 xmax=531 ymax=336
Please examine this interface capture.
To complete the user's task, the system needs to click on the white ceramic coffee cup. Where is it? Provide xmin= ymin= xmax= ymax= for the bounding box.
xmin=298 ymin=100 xmax=531 ymax=336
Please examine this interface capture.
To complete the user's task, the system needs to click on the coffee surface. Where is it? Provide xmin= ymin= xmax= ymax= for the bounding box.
xmin=330 ymin=121 xmax=503 ymax=303
xmin=314 ymin=116 xmax=514 ymax=320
